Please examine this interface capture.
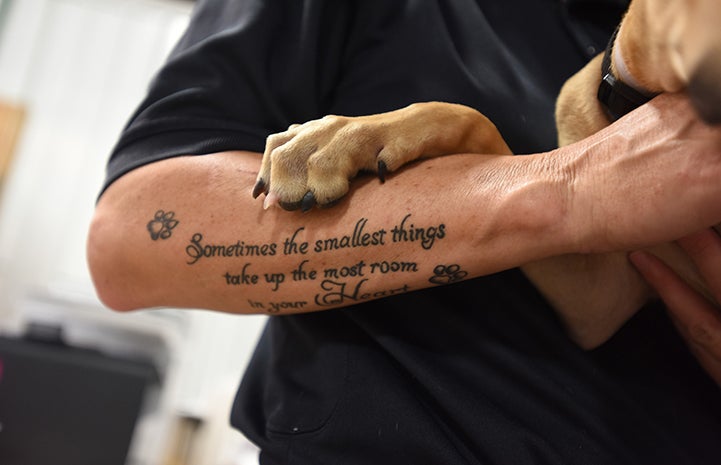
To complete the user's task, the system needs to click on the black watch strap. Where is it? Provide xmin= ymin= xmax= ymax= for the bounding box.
xmin=597 ymin=25 xmax=656 ymax=121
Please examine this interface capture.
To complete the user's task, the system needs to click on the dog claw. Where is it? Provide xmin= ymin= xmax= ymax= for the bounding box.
xmin=377 ymin=160 xmax=387 ymax=183
xmin=278 ymin=199 xmax=303 ymax=211
xmin=252 ymin=178 xmax=267 ymax=199
xmin=318 ymin=197 xmax=342 ymax=209
xmin=301 ymin=192 xmax=316 ymax=212
xmin=263 ymin=191 xmax=279 ymax=210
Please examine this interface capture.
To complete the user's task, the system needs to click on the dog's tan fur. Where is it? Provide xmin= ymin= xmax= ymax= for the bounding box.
xmin=256 ymin=0 xmax=721 ymax=347
xmin=524 ymin=0 xmax=721 ymax=347
xmin=256 ymin=102 xmax=512 ymax=209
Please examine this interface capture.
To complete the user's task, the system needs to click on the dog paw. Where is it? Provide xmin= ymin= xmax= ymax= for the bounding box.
xmin=252 ymin=114 xmax=409 ymax=212
xmin=251 ymin=102 xmax=510 ymax=212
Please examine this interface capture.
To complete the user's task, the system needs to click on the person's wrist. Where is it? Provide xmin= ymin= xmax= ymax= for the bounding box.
xmin=515 ymin=150 xmax=583 ymax=259
xmin=539 ymin=141 xmax=608 ymax=256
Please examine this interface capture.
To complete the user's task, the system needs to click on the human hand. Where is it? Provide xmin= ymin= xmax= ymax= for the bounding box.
xmin=565 ymin=92 xmax=721 ymax=253
xmin=629 ymin=228 xmax=721 ymax=387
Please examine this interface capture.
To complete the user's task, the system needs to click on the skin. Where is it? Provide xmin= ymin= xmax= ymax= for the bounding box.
xmin=87 ymin=93 xmax=721 ymax=319
xmin=630 ymin=228 xmax=721 ymax=387
xmin=240 ymin=1 xmax=721 ymax=348
xmin=522 ymin=0 xmax=721 ymax=348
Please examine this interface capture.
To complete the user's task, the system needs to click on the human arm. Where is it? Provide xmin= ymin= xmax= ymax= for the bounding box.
xmin=88 ymin=148 xmax=563 ymax=314
xmin=87 ymin=93 xmax=721 ymax=315
xmin=630 ymin=228 xmax=721 ymax=387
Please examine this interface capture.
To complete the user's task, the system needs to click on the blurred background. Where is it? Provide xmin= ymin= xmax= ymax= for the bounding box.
xmin=0 ymin=0 xmax=268 ymax=463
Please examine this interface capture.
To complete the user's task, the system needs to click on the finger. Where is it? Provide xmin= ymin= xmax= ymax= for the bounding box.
xmin=687 ymin=341 xmax=721 ymax=387
xmin=677 ymin=228 xmax=721 ymax=302
xmin=629 ymin=250 xmax=721 ymax=362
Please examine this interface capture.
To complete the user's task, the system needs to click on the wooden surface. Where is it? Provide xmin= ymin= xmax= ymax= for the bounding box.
xmin=0 ymin=100 xmax=24 ymax=181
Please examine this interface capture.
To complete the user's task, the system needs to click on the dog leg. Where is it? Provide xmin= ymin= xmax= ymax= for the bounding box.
xmin=253 ymin=102 xmax=511 ymax=210
xmin=555 ymin=54 xmax=608 ymax=148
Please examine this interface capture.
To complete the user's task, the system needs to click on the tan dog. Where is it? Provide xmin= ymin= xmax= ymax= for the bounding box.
xmin=253 ymin=0 xmax=721 ymax=348
xmin=520 ymin=0 xmax=721 ymax=347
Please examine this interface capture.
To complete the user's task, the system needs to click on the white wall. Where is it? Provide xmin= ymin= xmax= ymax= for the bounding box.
xmin=0 ymin=1 xmax=266 ymax=463
xmin=0 ymin=0 xmax=191 ymax=310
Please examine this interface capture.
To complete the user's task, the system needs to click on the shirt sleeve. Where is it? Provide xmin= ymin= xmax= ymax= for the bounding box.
xmin=102 ymin=0 xmax=616 ymax=193
xmin=103 ymin=0 xmax=357 ymax=192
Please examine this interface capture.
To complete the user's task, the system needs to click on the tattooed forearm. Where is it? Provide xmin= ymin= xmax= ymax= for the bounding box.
xmin=247 ymin=299 xmax=309 ymax=313
xmin=145 ymin=209 xmax=462 ymax=313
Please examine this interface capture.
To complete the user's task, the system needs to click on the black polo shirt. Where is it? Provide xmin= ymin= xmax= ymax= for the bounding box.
xmin=104 ymin=0 xmax=721 ymax=463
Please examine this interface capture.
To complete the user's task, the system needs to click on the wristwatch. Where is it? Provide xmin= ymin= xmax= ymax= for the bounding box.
xmin=597 ymin=26 xmax=656 ymax=121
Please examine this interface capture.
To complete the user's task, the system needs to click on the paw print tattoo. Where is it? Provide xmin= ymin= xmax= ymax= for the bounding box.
xmin=147 ymin=210 xmax=179 ymax=240
xmin=429 ymin=264 xmax=468 ymax=285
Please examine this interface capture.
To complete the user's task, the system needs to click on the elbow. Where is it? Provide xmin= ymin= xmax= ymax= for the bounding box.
xmin=86 ymin=210 xmax=146 ymax=312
